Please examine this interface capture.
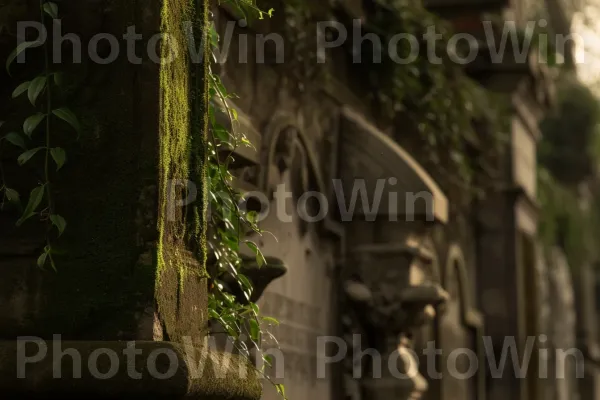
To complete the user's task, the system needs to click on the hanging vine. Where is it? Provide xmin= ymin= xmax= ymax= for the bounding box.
xmin=3 ymin=1 xmax=284 ymax=394
xmin=1 ymin=0 xmax=80 ymax=270
xmin=206 ymin=1 xmax=285 ymax=397
xmin=280 ymin=0 xmax=512 ymax=197
xmin=538 ymin=75 xmax=600 ymax=270
xmin=367 ymin=0 xmax=512 ymax=194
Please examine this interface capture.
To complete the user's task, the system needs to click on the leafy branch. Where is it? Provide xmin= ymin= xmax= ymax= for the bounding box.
xmin=1 ymin=0 xmax=80 ymax=269
xmin=206 ymin=3 xmax=285 ymax=398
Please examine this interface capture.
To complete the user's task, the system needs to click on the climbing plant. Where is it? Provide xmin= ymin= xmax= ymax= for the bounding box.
xmin=1 ymin=0 xmax=80 ymax=270
xmin=281 ymin=0 xmax=511 ymax=196
xmin=2 ymin=1 xmax=284 ymax=393
xmin=538 ymin=167 xmax=600 ymax=269
xmin=205 ymin=1 xmax=284 ymax=397
xmin=539 ymin=75 xmax=600 ymax=185
xmin=538 ymin=75 xmax=600 ymax=269
xmin=366 ymin=0 xmax=511 ymax=193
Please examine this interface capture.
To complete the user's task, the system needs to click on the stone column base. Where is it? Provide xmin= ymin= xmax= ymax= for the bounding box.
xmin=0 ymin=340 xmax=261 ymax=400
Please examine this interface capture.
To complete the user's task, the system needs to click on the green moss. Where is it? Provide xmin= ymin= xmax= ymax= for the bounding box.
xmin=157 ymin=0 xmax=193 ymax=274
xmin=2 ymin=0 xmax=212 ymax=341
xmin=156 ymin=0 xmax=210 ymax=341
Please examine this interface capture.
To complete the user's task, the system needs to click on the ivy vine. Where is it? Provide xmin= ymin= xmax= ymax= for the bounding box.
xmin=280 ymin=0 xmax=512 ymax=197
xmin=367 ymin=0 xmax=511 ymax=193
xmin=207 ymin=2 xmax=285 ymax=398
xmin=538 ymin=75 xmax=600 ymax=270
xmin=1 ymin=0 xmax=80 ymax=270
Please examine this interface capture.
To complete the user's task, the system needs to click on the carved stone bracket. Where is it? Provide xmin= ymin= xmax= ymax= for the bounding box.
xmin=207 ymin=253 xmax=287 ymax=359
xmin=207 ymin=253 xmax=287 ymax=305
xmin=343 ymin=242 xmax=448 ymax=340
xmin=342 ymin=239 xmax=448 ymax=400
xmin=222 ymin=254 xmax=288 ymax=304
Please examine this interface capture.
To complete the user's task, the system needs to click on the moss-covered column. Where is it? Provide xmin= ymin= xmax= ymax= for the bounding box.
xmin=155 ymin=0 xmax=209 ymax=343
xmin=0 ymin=0 xmax=260 ymax=398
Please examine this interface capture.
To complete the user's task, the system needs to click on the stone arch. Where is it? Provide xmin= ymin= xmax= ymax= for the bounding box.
xmin=439 ymin=243 xmax=485 ymax=400
xmin=260 ymin=112 xmax=327 ymax=197
xmin=250 ymin=113 xmax=339 ymax=397
xmin=444 ymin=244 xmax=480 ymax=326
xmin=258 ymin=113 xmax=329 ymax=237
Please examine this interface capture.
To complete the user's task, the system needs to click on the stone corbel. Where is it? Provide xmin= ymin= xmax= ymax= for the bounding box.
xmin=343 ymin=238 xmax=448 ymax=336
xmin=343 ymin=279 xmax=448 ymax=342
xmin=207 ymin=252 xmax=287 ymax=358
xmin=342 ymin=239 xmax=448 ymax=400
xmin=219 ymin=254 xmax=287 ymax=304
xmin=398 ymin=283 xmax=449 ymax=331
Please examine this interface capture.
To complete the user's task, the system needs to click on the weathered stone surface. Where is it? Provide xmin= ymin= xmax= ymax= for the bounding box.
xmin=546 ymin=247 xmax=578 ymax=400
xmin=0 ymin=1 xmax=262 ymax=399
xmin=0 ymin=0 xmax=209 ymax=342
xmin=0 ymin=340 xmax=261 ymax=400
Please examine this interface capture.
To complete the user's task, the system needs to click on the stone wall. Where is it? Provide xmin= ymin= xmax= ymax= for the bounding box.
xmin=0 ymin=0 xmax=166 ymax=340
xmin=213 ymin=4 xmax=486 ymax=400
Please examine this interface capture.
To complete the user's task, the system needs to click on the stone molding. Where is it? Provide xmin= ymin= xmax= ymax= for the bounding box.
xmin=0 ymin=340 xmax=261 ymax=400
xmin=337 ymin=106 xmax=449 ymax=223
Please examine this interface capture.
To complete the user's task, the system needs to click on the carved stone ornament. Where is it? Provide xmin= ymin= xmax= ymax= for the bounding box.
xmin=206 ymin=252 xmax=287 ymax=359
xmin=262 ymin=123 xmax=328 ymax=237
xmin=341 ymin=237 xmax=448 ymax=400
xmin=342 ymin=244 xmax=448 ymax=344
xmin=206 ymin=252 xmax=287 ymax=304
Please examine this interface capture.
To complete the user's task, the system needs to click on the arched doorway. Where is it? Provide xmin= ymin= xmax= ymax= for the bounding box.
xmin=439 ymin=244 xmax=485 ymax=400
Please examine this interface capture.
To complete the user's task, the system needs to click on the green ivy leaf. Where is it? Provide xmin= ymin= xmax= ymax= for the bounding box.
xmin=262 ymin=316 xmax=279 ymax=326
xmin=4 ymin=188 xmax=20 ymax=204
xmin=48 ymin=252 xmax=57 ymax=271
xmin=275 ymin=384 xmax=287 ymax=400
xmin=209 ymin=308 xmax=220 ymax=320
xmin=50 ymin=147 xmax=66 ymax=170
xmin=246 ymin=211 xmax=258 ymax=224
xmin=249 ymin=302 xmax=259 ymax=315
xmin=264 ymin=354 xmax=273 ymax=366
xmin=16 ymin=184 xmax=45 ymax=226
xmin=50 ymin=214 xmax=66 ymax=236
xmin=43 ymin=2 xmax=59 ymax=19
xmin=3 ymin=132 xmax=27 ymax=149
xmin=254 ymin=248 xmax=266 ymax=268
xmin=245 ymin=240 xmax=259 ymax=255
xmin=238 ymin=274 xmax=252 ymax=298
xmin=37 ymin=251 xmax=48 ymax=268
xmin=12 ymin=81 xmax=30 ymax=98
xmin=6 ymin=41 xmax=42 ymax=75
xmin=52 ymin=108 xmax=81 ymax=135
xmin=249 ymin=318 xmax=260 ymax=342
xmin=18 ymin=147 xmax=43 ymax=165
xmin=28 ymin=76 xmax=47 ymax=106
xmin=23 ymin=113 xmax=46 ymax=136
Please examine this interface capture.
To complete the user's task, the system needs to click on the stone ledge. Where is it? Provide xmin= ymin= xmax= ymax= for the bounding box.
xmin=0 ymin=340 xmax=262 ymax=400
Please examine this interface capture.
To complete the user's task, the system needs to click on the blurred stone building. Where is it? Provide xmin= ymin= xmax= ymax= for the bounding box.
xmin=214 ymin=0 xmax=594 ymax=400
xmin=0 ymin=0 xmax=594 ymax=399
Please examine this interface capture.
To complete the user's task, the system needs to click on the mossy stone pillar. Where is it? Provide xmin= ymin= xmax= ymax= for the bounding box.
xmin=0 ymin=0 xmax=260 ymax=398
